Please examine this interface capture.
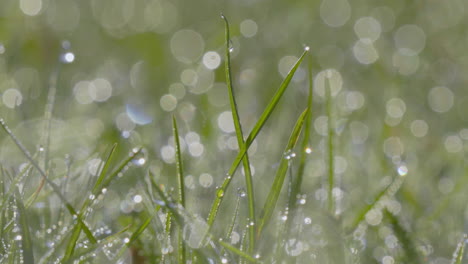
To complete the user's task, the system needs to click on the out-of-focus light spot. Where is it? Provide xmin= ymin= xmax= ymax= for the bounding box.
xmin=444 ymin=135 xmax=463 ymax=153
xmin=160 ymin=94 xmax=177 ymax=112
xmin=382 ymin=255 xmax=394 ymax=264
xmin=227 ymin=136 xmax=238 ymax=150
xmin=305 ymin=148 xmax=312 ymax=154
xmin=202 ymin=51 xmax=221 ymax=70
xmin=89 ymin=78 xmax=112 ymax=102
xmin=207 ymin=83 xmax=229 ymax=107
xmin=161 ymin=145 xmax=175 ymax=163
xmin=143 ymin=0 xmax=178 ymax=34
xmin=169 ymin=83 xmax=186 ymax=99
xmin=386 ymin=98 xmax=406 ymax=118
xmin=170 ymin=29 xmax=205 ymax=64
xmin=133 ymin=194 xmax=143 ymax=203
xmin=353 ymin=39 xmax=379 ymax=64
xmin=126 ymin=104 xmax=152 ymax=125
xmin=181 ymin=69 xmax=198 ymax=86
xmin=0 ymin=44 xmax=5 ymax=54
xmin=285 ymin=239 xmax=304 ymax=257
xmin=185 ymin=131 xmax=200 ymax=144
xmin=354 ymin=17 xmax=381 ymax=43
xmin=350 ymin=121 xmax=369 ymax=144
xmin=85 ymin=118 xmax=105 ymax=138
xmin=460 ymin=129 xmax=468 ymax=140
xmin=2 ymin=88 xmax=23 ymax=109
xmin=184 ymin=175 xmax=195 ymax=189
xmin=383 ymin=137 xmax=404 ymax=158
xmin=188 ymin=142 xmax=204 ymax=157
xmin=320 ymin=0 xmax=351 ymax=27
xmin=346 ymin=91 xmax=365 ymax=110
xmin=61 ymin=52 xmax=75 ymax=63
xmin=394 ymin=24 xmax=426 ymax=56
xmin=217 ymin=111 xmax=235 ymax=133
xmin=410 ymin=120 xmax=428 ymax=138
xmin=187 ymin=66 xmax=214 ymax=94
xmin=314 ymin=69 xmax=343 ymax=98
xmin=392 ymin=51 xmax=419 ymax=75
xmin=199 ymin=173 xmax=213 ymax=188
xmin=397 ymin=164 xmax=408 ymax=176
xmin=314 ymin=116 xmax=328 ymax=136
xmin=178 ymin=102 xmax=196 ymax=122
xmin=318 ymin=45 xmax=344 ymax=69
xmin=424 ymin=0 xmax=464 ymax=31
xmin=371 ymin=6 xmax=395 ymax=32
xmin=240 ymin=19 xmax=258 ymax=38
xmin=365 ymin=209 xmax=382 ymax=226
xmin=88 ymin=158 xmax=103 ymax=176
xmin=334 ymin=156 xmax=347 ymax=174
xmin=115 ymin=112 xmax=136 ymax=132
xmin=428 ymin=86 xmax=454 ymax=113
xmin=20 ymin=0 xmax=42 ymax=16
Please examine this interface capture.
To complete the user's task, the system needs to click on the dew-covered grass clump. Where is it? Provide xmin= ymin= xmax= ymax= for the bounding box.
xmin=1 ymin=1 xmax=468 ymax=263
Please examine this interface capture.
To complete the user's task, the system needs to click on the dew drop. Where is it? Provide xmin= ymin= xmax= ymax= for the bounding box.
xmin=14 ymin=235 xmax=22 ymax=241
xmin=305 ymin=147 xmax=312 ymax=154
xmin=237 ymin=188 xmax=246 ymax=198
xmin=61 ymin=52 xmax=75 ymax=64
xmin=304 ymin=46 xmax=310 ymax=51
xmin=216 ymin=189 xmax=224 ymax=198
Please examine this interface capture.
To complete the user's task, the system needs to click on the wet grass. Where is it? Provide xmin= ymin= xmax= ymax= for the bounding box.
xmin=0 ymin=15 xmax=467 ymax=264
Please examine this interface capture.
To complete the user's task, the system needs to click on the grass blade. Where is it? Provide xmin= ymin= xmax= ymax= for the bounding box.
xmin=257 ymin=108 xmax=308 ymax=238
xmin=383 ymin=209 xmax=420 ymax=263
xmin=173 ymin=116 xmax=186 ymax=264
xmin=325 ymin=76 xmax=335 ymax=213
xmin=206 ymin=42 xmax=309 ymax=231
xmin=218 ymin=240 xmax=262 ymax=264
xmin=451 ymin=234 xmax=467 ymax=264
xmin=0 ymin=118 xmax=97 ymax=245
xmin=14 ymin=189 xmax=34 ymax=263
xmin=221 ymin=14 xmax=256 ymax=253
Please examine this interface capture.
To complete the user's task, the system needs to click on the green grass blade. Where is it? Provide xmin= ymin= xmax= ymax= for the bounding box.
xmin=221 ymin=14 xmax=256 ymax=253
xmin=452 ymin=234 xmax=467 ymax=264
xmin=172 ymin=116 xmax=186 ymax=263
xmin=206 ymin=44 xmax=309 ymax=230
xmin=325 ymin=76 xmax=335 ymax=212
xmin=383 ymin=209 xmax=420 ymax=263
xmin=0 ymin=118 xmax=97 ymax=245
xmin=257 ymin=108 xmax=308 ymax=238
xmin=14 ymin=190 xmax=34 ymax=264
xmin=218 ymin=240 xmax=262 ymax=264
xmin=62 ymin=144 xmax=118 ymax=262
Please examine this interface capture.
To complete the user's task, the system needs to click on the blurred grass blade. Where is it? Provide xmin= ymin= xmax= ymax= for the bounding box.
xmin=325 ymin=76 xmax=335 ymax=212
xmin=257 ymin=108 xmax=308 ymax=238
xmin=220 ymin=195 xmax=241 ymax=257
xmin=172 ymin=116 xmax=187 ymax=264
xmin=206 ymin=43 xmax=309 ymax=230
xmin=452 ymin=234 xmax=467 ymax=264
xmin=347 ymin=174 xmax=406 ymax=233
xmin=218 ymin=240 xmax=262 ymax=264
xmin=384 ymin=209 xmax=420 ymax=263
xmin=221 ymin=14 xmax=256 ymax=253
xmin=14 ymin=190 xmax=34 ymax=264
xmin=0 ymin=118 xmax=97 ymax=245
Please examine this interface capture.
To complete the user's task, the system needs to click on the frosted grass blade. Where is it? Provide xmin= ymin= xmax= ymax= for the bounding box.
xmin=221 ymin=14 xmax=256 ymax=253
xmin=257 ymin=108 xmax=308 ymax=238
xmin=206 ymin=43 xmax=309 ymax=231
xmin=452 ymin=234 xmax=467 ymax=264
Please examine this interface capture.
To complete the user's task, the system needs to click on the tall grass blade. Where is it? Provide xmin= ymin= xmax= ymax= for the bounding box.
xmin=257 ymin=108 xmax=308 ymax=238
xmin=0 ymin=118 xmax=97 ymax=244
xmin=325 ymin=76 xmax=335 ymax=213
xmin=172 ymin=116 xmax=187 ymax=264
xmin=451 ymin=234 xmax=467 ymax=264
xmin=14 ymin=190 xmax=34 ymax=264
xmin=206 ymin=43 xmax=309 ymax=230
xmin=383 ymin=209 xmax=420 ymax=263
xmin=221 ymin=14 xmax=256 ymax=253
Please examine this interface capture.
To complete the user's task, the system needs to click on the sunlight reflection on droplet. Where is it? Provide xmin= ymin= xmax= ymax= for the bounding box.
xmin=61 ymin=52 xmax=75 ymax=63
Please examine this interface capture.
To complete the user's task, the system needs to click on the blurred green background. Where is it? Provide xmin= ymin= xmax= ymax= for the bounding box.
xmin=0 ymin=0 xmax=467 ymax=262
